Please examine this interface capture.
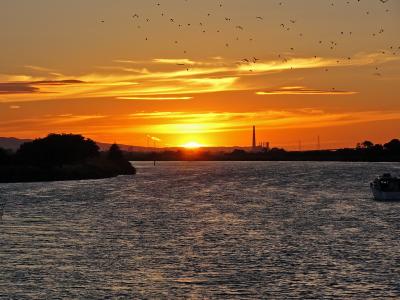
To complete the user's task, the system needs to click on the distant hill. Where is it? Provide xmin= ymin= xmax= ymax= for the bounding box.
xmin=94 ymin=142 xmax=155 ymax=152
xmin=0 ymin=137 xmax=32 ymax=151
xmin=0 ymin=137 xmax=157 ymax=153
xmin=0 ymin=137 xmax=254 ymax=153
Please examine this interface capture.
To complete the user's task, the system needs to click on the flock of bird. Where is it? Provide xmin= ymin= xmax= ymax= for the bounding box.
xmin=99 ymin=0 xmax=398 ymax=76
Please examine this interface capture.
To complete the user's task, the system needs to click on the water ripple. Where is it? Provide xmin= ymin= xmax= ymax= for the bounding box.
xmin=1 ymin=161 xmax=400 ymax=298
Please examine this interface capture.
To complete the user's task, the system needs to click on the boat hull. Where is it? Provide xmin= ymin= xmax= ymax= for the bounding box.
xmin=371 ymin=187 xmax=400 ymax=201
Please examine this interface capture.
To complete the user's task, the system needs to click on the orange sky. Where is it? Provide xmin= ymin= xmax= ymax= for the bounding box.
xmin=0 ymin=0 xmax=399 ymax=149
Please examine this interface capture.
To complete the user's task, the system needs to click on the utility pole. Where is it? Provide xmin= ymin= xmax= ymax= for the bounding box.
xmin=252 ymin=126 xmax=256 ymax=149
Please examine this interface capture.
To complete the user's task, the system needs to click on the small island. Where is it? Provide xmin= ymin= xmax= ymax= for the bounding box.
xmin=0 ymin=134 xmax=136 ymax=183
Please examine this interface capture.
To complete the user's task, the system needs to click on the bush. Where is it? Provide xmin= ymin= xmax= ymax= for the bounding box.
xmin=0 ymin=137 xmax=136 ymax=182
xmin=17 ymin=133 xmax=99 ymax=166
xmin=0 ymin=148 xmax=10 ymax=165
xmin=107 ymin=143 xmax=124 ymax=161
xmin=384 ymin=139 xmax=400 ymax=154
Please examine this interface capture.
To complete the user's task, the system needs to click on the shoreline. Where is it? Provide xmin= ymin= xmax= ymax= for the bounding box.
xmin=130 ymin=159 xmax=400 ymax=163
xmin=0 ymin=174 xmax=135 ymax=184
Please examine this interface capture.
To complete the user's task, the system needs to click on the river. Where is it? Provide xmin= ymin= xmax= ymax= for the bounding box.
xmin=1 ymin=161 xmax=400 ymax=298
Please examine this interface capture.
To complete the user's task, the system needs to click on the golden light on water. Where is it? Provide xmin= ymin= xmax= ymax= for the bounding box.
xmin=0 ymin=1 xmax=399 ymax=149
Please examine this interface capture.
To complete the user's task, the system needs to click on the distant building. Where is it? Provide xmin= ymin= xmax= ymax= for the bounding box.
xmin=251 ymin=126 xmax=270 ymax=152
xmin=260 ymin=141 xmax=270 ymax=151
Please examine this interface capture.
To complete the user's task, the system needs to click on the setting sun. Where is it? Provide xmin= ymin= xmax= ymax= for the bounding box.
xmin=0 ymin=1 xmax=399 ymax=150
xmin=1 ymin=1 xmax=400 ymax=298
xmin=182 ymin=141 xmax=203 ymax=149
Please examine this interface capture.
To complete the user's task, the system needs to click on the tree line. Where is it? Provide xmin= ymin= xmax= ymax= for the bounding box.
xmin=0 ymin=134 xmax=135 ymax=182
xmin=126 ymin=138 xmax=400 ymax=162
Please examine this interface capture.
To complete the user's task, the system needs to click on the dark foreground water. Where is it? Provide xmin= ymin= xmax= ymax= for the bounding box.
xmin=1 ymin=161 xmax=400 ymax=299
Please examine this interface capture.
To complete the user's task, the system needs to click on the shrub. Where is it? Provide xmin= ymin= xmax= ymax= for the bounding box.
xmin=17 ymin=133 xmax=99 ymax=166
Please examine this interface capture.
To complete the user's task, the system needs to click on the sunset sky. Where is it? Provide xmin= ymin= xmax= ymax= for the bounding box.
xmin=0 ymin=0 xmax=399 ymax=149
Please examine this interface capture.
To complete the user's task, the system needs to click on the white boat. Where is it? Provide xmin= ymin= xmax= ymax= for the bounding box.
xmin=370 ymin=173 xmax=400 ymax=201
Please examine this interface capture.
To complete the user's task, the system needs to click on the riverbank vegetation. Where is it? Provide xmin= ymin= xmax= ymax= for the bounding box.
xmin=0 ymin=134 xmax=136 ymax=183
xmin=126 ymin=139 xmax=400 ymax=162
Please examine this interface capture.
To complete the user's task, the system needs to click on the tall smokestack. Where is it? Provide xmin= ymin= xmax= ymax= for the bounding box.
xmin=252 ymin=126 xmax=256 ymax=149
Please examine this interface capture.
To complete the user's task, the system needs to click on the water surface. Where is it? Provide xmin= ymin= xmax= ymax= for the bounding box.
xmin=1 ymin=161 xmax=400 ymax=298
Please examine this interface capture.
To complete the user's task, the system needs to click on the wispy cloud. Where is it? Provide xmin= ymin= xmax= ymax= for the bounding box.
xmin=127 ymin=110 xmax=400 ymax=134
xmin=0 ymin=80 xmax=86 ymax=95
xmin=24 ymin=65 xmax=55 ymax=72
xmin=112 ymin=59 xmax=141 ymax=64
xmin=96 ymin=66 xmax=150 ymax=74
xmin=256 ymin=86 xmax=358 ymax=95
xmin=0 ymin=51 xmax=397 ymax=102
xmin=0 ymin=83 xmax=40 ymax=94
xmin=118 ymin=96 xmax=193 ymax=100
xmin=153 ymin=58 xmax=197 ymax=65
xmin=33 ymin=80 xmax=85 ymax=86
xmin=0 ymin=114 xmax=106 ymax=134
xmin=50 ymin=114 xmax=105 ymax=124
xmin=3 ymin=109 xmax=400 ymax=144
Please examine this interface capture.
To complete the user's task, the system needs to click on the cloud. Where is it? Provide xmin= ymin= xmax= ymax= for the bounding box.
xmin=118 ymin=96 xmax=193 ymax=100
xmin=32 ymin=80 xmax=85 ymax=86
xmin=24 ymin=65 xmax=55 ymax=72
xmin=96 ymin=66 xmax=150 ymax=74
xmin=153 ymin=58 xmax=197 ymax=65
xmin=256 ymin=86 xmax=358 ymax=95
xmin=236 ymin=52 xmax=399 ymax=74
xmin=112 ymin=59 xmax=141 ymax=64
xmin=3 ymin=109 xmax=400 ymax=141
xmin=0 ymin=80 xmax=86 ymax=95
xmin=0 ymin=114 xmax=108 ymax=142
xmin=127 ymin=110 xmax=400 ymax=134
xmin=0 ymin=51 xmax=397 ymax=102
xmin=236 ymin=57 xmax=335 ymax=73
xmin=177 ymin=77 xmax=240 ymax=93
xmin=0 ymin=83 xmax=39 ymax=94
xmin=50 ymin=114 xmax=105 ymax=124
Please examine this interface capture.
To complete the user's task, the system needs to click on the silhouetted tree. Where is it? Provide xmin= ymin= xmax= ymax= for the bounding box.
xmin=270 ymin=147 xmax=286 ymax=153
xmin=17 ymin=134 xmax=99 ymax=166
xmin=107 ymin=143 xmax=124 ymax=161
xmin=105 ymin=143 xmax=135 ymax=175
xmin=372 ymin=144 xmax=384 ymax=152
xmin=357 ymin=140 xmax=374 ymax=149
xmin=384 ymin=139 xmax=400 ymax=154
xmin=0 ymin=148 xmax=10 ymax=165
xmin=232 ymin=149 xmax=246 ymax=155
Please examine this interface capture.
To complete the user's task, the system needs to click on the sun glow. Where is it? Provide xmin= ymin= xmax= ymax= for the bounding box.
xmin=182 ymin=141 xmax=203 ymax=149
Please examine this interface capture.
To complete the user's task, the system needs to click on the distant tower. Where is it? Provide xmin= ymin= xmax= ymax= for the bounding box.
xmin=252 ymin=126 xmax=256 ymax=149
